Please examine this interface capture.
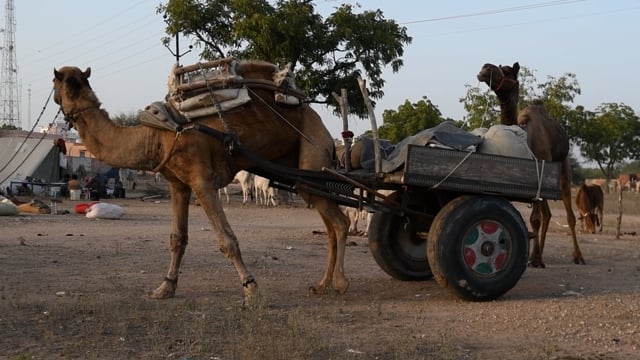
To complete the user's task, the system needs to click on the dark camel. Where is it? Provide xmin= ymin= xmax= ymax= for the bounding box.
xmin=53 ymin=63 xmax=350 ymax=304
xmin=477 ymin=62 xmax=585 ymax=267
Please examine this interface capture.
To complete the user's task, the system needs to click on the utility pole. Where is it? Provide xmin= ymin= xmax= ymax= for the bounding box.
xmin=0 ymin=0 xmax=18 ymax=128
xmin=164 ymin=30 xmax=192 ymax=66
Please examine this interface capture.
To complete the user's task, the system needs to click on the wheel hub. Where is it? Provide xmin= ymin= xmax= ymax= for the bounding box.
xmin=480 ymin=241 xmax=495 ymax=256
xmin=463 ymin=220 xmax=509 ymax=275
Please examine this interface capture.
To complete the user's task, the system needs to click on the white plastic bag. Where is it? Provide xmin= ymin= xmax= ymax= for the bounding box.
xmin=85 ymin=202 xmax=125 ymax=219
xmin=0 ymin=196 xmax=18 ymax=216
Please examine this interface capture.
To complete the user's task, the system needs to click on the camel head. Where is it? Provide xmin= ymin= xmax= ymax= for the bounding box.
xmin=53 ymin=66 xmax=98 ymax=123
xmin=477 ymin=62 xmax=520 ymax=92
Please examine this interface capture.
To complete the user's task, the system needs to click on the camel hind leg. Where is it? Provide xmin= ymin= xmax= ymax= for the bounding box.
xmin=295 ymin=106 xmax=350 ymax=294
xmin=528 ymin=200 xmax=549 ymax=268
xmin=301 ymin=193 xmax=350 ymax=294
xmin=560 ymin=172 xmax=584 ymax=264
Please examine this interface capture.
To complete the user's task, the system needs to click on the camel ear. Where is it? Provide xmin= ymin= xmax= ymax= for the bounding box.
xmin=512 ymin=62 xmax=520 ymax=74
xmin=54 ymin=68 xmax=63 ymax=81
xmin=83 ymin=67 xmax=91 ymax=79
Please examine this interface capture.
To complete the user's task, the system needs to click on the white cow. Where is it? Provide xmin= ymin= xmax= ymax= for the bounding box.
xmin=343 ymin=189 xmax=393 ymax=236
xmin=233 ymin=170 xmax=254 ymax=205
xmin=118 ymin=168 xmax=136 ymax=190
xmin=341 ymin=206 xmax=370 ymax=236
xmin=253 ymin=175 xmax=278 ymax=207
xmin=218 ymin=186 xmax=230 ymax=204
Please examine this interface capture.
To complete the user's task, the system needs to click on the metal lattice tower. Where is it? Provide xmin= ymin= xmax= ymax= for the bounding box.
xmin=0 ymin=0 xmax=18 ymax=128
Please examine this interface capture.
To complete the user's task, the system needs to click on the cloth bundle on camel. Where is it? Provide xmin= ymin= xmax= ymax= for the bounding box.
xmin=169 ymin=58 xmax=303 ymax=117
xmin=140 ymin=58 xmax=306 ymax=132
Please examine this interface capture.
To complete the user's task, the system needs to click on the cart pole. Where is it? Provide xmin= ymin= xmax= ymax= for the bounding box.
xmin=332 ymin=89 xmax=352 ymax=171
xmin=357 ymin=77 xmax=381 ymax=174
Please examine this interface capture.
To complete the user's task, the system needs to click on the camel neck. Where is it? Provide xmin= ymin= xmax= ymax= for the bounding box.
xmin=496 ymin=88 xmax=519 ymax=126
xmin=73 ymin=108 xmax=163 ymax=171
xmin=499 ymin=98 xmax=518 ymax=125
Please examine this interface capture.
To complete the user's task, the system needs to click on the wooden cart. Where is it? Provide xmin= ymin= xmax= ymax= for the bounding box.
xmin=239 ymin=142 xmax=561 ymax=301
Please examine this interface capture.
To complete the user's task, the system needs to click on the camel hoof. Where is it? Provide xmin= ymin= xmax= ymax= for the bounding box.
xmin=333 ymin=278 xmax=350 ymax=295
xmin=574 ymin=258 xmax=586 ymax=265
xmin=148 ymin=281 xmax=176 ymax=299
xmin=242 ymin=282 xmax=259 ymax=307
xmin=527 ymin=260 xmax=546 ymax=269
xmin=309 ymin=284 xmax=329 ymax=295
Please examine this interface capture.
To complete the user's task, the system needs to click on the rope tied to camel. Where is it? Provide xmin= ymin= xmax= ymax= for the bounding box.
xmin=242 ymin=276 xmax=257 ymax=288
xmin=150 ymin=127 xmax=192 ymax=173
xmin=246 ymin=87 xmax=329 ymax=158
xmin=196 ymin=62 xmax=237 ymax=156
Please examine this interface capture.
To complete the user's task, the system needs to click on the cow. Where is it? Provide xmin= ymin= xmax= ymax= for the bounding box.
xmin=617 ymin=173 xmax=639 ymax=192
xmin=575 ymin=184 xmax=604 ymax=234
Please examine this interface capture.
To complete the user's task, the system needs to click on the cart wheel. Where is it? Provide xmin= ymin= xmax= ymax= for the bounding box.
xmin=427 ymin=195 xmax=528 ymax=301
xmin=368 ymin=211 xmax=432 ymax=281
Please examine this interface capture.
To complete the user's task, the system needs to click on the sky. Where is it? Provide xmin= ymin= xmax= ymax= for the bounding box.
xmin=9 ymin=0 xmax=640 ymax=138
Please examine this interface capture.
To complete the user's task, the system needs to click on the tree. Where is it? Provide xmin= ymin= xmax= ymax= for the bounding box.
xmin=0 ymin=123 xmax=18 ymax=130
xmin=113 ymin=112 xmax=140 ymax=126
xmin=158 ymin=0 xmax=411 ymax=117
xmin=537 ymin=72 xmax=581 ymax=132
xmin=459 ymin=83 xmax=499 ymax=130
xmin=569 ymin=103 xmax=640 ymax=183
xmin=377 ymin=97 xmax=445 ymax=143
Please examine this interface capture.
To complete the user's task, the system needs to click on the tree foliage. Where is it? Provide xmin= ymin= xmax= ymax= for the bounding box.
xmin=0 ymin=123 xmax=18 ymax=130
xmin=112 ymin=112 xmax=140 ymax=126
xmin=377 ymin=97 xmax=445 ymax=143
xmin=568 ymin=103 xmax=640 ymax=181
xmin=158 ymin=0 xmax=411 ymax=117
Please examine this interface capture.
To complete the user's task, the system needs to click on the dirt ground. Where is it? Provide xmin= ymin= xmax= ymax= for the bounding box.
xmin=1 ymin=179 xmax=639 ymax=359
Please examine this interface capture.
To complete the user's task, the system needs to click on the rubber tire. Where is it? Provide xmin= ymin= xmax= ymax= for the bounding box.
xmin=427 ymin=195 xmax=528 ymax=301
xmin=368 ymin=211 xmax=433 ymax=281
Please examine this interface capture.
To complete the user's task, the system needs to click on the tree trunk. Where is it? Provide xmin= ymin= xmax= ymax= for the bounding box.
xmin=616 ymin=189 xmax=623 ymax=239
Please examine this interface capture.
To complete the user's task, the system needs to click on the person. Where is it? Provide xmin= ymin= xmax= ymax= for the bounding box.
xmin=85 ymin=176 xmax=102 ymax=201
xmin=55 ymin=138 xmax=68 ymax=179
xmin=69 ymin=174 xmax=81 ymax=197
xmin=68 ymin=175 xmax=81 ymax=191
xmin=60 ymin=174 xmax=71 ymax=197
xmin=113 ymin=180 xmax=125 ymax=198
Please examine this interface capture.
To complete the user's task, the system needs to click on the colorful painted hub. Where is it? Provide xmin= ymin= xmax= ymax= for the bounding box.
xmin=463 ymin=221 xmax=509 ymax=275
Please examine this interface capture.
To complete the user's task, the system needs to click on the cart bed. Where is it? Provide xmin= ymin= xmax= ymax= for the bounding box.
xmin=399 ymin=145 xmax=562 ymax=201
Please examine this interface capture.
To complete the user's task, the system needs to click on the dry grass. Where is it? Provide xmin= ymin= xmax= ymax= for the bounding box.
xmin=2 ymin=185 xmax=640 ymax=359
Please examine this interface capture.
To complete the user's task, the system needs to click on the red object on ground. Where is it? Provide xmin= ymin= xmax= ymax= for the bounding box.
xmin=75 ymin=201 xmax=99 ymax=214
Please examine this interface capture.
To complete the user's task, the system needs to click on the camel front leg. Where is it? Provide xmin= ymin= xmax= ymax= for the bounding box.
xmin=538 ymin=200 xmax=552 ymax=259
xmin=149 ymin=183 xmax=191 ymax=299
xmin=194 ymin=186 xmax=258 ymax=305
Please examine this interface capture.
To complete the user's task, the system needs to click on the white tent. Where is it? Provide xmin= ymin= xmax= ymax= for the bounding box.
xmin=0 ymin=130 xmax=61 ymax=194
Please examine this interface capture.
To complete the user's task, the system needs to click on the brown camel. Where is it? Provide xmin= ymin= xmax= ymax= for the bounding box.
xmin=52 ymin=62 xmax=350 ymax=303
xmin=477 ymin=62 xmax=585 ymax=267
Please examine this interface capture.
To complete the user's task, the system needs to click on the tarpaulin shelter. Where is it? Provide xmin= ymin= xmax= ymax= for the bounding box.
xmin=0 ymin=130 xmax=62 ymax=194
